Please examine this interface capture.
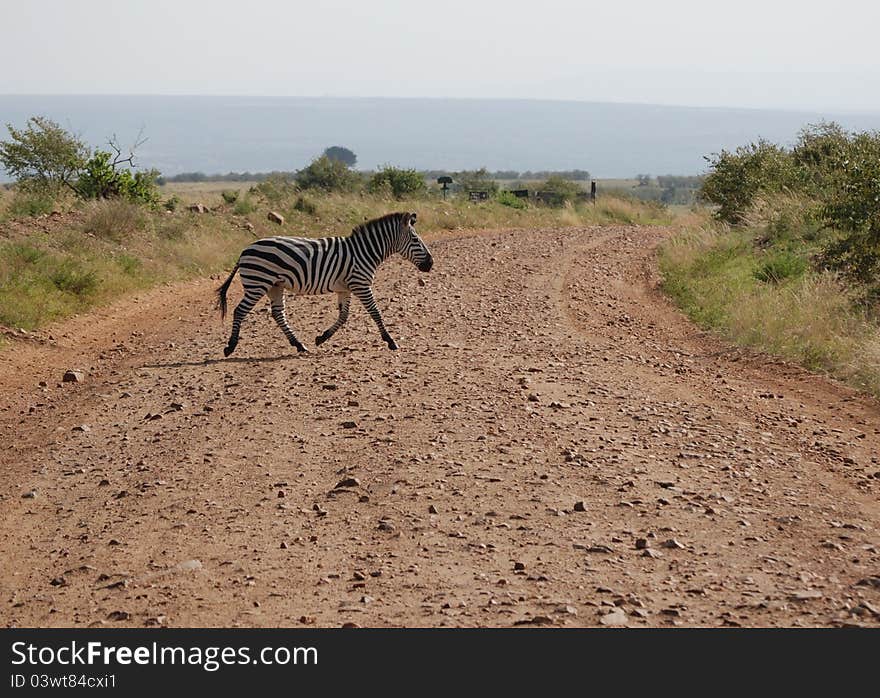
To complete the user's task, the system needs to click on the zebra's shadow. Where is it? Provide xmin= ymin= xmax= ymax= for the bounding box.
xmin=140 ymin=353 xmax=306 ymax=369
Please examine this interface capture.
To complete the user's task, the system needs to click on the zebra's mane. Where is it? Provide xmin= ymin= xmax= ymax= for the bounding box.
xmin=350 ymin=212 xmax=409 ymax=239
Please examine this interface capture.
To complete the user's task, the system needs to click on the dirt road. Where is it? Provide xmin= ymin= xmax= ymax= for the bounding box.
xmin=1 ymin=225 xmax=878 ymax=628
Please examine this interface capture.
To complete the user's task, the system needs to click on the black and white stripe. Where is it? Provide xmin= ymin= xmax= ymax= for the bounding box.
xmin=216 ymin=211 xmax=433 ymax=356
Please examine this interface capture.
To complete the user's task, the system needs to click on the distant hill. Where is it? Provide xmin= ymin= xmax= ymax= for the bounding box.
xmin=2 ymin=95 xmax=879 ymax=180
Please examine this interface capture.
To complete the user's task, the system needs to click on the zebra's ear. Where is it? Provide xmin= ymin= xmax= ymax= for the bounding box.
xmin=409 ymin=212 xmax=417 ymax=226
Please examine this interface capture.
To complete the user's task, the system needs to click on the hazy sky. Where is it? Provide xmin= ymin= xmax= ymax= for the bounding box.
xmin=2 ymin=0 xmax=878 ymax=111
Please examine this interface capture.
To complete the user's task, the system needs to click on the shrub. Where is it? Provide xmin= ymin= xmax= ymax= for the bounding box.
xmin=368 ymin=166 xmax=426 ymax=198
xmin=82 ymin=200 xmax=148 ymax=241
xmin=754 ymin=250 xmax=807 ymax=283
xmin=233 ymin=195 xmax=257 ymax=215
xmin=819 ymin=130 xmax=880 ymax=288
xmin=455 ymin=168 xmax=499 ymax=196
xmin=77 ymin=150 xmax=160 ymax=205
xmin=537 ymin=176 xmax=583 ymax=207
xmin=7 ymin=191 xmax=55 ymax=217
xmin=700 ymin=140 xmax=798 ymax=224
xmin=296 ymin=155 xmax=360 ymax=192
xmin=163 ymin=194 xmax=180 ymax=212
xmin=50 ymin=260 xmax=98 ymax=297
xmin=496 ymin=190 xmax=527 ymax=209
xmin=251 ymin=174 xmax=297 ymax=202
xmin=293 ymin=195 xmax=317 ymax=215
xmin=221 ymin=190 xmax=239 ymax=204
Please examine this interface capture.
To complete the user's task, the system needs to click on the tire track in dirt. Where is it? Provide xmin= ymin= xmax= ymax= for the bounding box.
xmin=1 ymin=225 xmax=878 ymax=628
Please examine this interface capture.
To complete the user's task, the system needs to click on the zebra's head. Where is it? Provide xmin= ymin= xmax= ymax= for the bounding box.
xmin=396 ymin=212 xmax=433 ymax=272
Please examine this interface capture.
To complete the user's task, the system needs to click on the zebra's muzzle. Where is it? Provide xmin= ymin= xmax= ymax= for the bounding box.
xmin=418 ymin=256 xmax=433 ymax=272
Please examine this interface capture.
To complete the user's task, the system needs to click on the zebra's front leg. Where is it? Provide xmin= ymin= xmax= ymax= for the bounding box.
xmin=268 ymin=285 xmax=307 ymax=353
xmin=315 ymin=291 xmax=351 ymax=346
xmin=351 ymin=284 xmax=397 ymax=350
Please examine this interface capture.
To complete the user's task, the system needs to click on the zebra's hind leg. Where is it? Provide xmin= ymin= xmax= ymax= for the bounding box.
xmin=224 ymin=285 xmax=265 ymax=357
xmin=316 ymin=291 xmax=351 ymax=346
xmin=268 ymin=284 xmax=307 ymax=353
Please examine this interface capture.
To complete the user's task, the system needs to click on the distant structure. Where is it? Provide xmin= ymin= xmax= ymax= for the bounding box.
xmin=437 ymin=175 xmax=453 ymax=199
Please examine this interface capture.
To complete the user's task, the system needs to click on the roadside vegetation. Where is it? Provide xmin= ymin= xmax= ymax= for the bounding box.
xmin=0 ymin=116 xmax=678 ymax=335
xmin=660 ymin=122 xmax=880 ymax=395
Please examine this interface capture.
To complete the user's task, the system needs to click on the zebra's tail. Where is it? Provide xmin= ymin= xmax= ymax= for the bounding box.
xmin=216 ymin=263 xmax=240 ymax=321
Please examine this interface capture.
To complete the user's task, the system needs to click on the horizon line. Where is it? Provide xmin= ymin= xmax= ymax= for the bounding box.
xmin=2 ymin=93 xmax=878 ymax=117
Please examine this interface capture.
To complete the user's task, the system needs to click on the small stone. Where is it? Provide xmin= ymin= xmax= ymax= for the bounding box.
xmin=334 ymin=477 xmax=360 ymax=489
xmin=268 ymin=211 xmax=284 ymax=225
xmin=378 ymin=520 xmax=395 ymax=531
xmin=573 ymin=501 xmax=587 ymax=512
xmin=661 ymin=538 xmax=685 ymax=549
xmin=107 ymin=610 xmax=131 ymax=621
xmin=428 ymin=504 xmax=439 ymax=514
xmin=73 ymin=424 xmax=91 ymax=433
xmin=513 ymin=561 xmax=526 ymax=571
xmin=789 ymin=590 xmax=823 ymax=601
xmin=341 ymin=421 xmax=358 ymax=429
xmin=341 ymin=622 xmax=361 ymax=628
xmin=642 ymin=548 xmax=663 ymax=559
xmin=172 ymin=559 xmax=202 ymax=572
xmin=21 ymin=490 xmax=37 ymax=499
xmin=586 ymin=544 xmax=614 ymax=553
xmin=63 ymin=370 xmax=85 ymax=383
xmin=599 ymin=608 xmax=628 ymax=626
xmin=635 ymin=538 xmax=649 ymax=550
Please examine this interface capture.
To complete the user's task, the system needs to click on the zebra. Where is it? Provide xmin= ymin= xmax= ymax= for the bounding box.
xmin=216 ymin=211 xmax=433 ymax=356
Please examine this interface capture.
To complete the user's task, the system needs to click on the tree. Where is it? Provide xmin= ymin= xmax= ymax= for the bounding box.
xmin=0 ymin=116 xmax=88 ymax=194
xmin=323 ymin=146 xmax=357 ymax=167
xmin=296 ymin=155 xmax=360 ymax=192
xmin=368 ymin=166 xmax=426 ymax=198
xmin=77 ymin=134 xmax=159 ymax=204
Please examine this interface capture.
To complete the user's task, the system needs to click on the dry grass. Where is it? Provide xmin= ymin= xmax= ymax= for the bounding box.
xmin=1 ymin=188 xmax=677 ymax=333
xmin=660 ymin=222 xmax=880 ymax=396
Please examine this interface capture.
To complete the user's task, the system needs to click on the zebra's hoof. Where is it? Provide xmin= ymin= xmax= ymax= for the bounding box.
xmin=315 ymin=333 xmax=327 ymax=346
xmin=296 ymin=344 xmax=308 ymax=353
xmin=223 ymin=345 xmax=235 ymax=357
xmin=386 ymin=340 xmax=399 ymax=351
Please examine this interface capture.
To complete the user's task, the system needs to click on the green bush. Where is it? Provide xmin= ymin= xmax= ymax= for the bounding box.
xmin=496 ymin=190 xmax=527 ymax=209
xmin=233 ymin=195 xmax=257 ymax=215
xmin=296 ymin=155 xmax=360 ymax=192
xmin=455 ymin=168 xmax=499 ymax=196
xmin=700 ymin=140 xmax=798 ymax=224
xmin=819 ymin=131 xmax=880 ymax=289
xmin=7 ymin=191 xmax=55 ymax=217
xmin=368 ymin=166 xmax=426 ymax=198
xmin=537 ymin=176 xmax=583 ymax=207
xmin=163 ymin=194 xmax=180 ymax=212
xmin=293 ymin=195 xmax=317 ymax=215
xmin=251 ymin=174 xmax=297 ymax=202
xmin=49 ymin=261 xmax=98 ymax=297
xmin=77 ymin=150 xmax=160 ymax=205
xmin=754 ymin=250 xmax=807 ymax=283
xmin=221 ymin=190 xmax=239 ymax=204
